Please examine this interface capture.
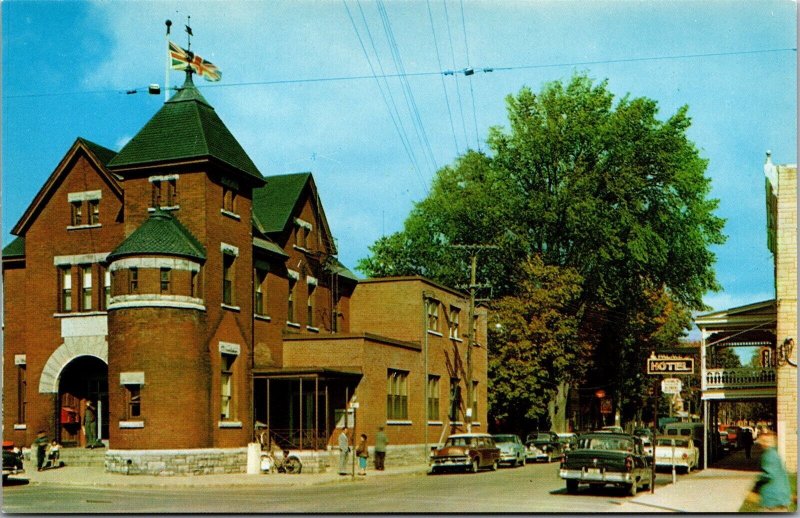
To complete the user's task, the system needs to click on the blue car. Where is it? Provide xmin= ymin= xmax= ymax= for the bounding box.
xmin=492 ymin=434 xmax=526 ymax=467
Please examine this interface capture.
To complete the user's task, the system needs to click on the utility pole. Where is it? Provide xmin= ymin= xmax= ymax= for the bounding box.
xmin=452 ymin=244 xmax=497 ymax=433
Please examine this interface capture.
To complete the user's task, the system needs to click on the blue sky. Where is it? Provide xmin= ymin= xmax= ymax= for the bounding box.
xmin=2 ymin=0 xmax=796 ymax=330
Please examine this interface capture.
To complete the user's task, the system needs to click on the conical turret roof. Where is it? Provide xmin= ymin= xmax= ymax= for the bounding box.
xmin=107 ymin=209 xmax=206 ymax=262
xmin=108 ymin=72 xmax=264 ymax=184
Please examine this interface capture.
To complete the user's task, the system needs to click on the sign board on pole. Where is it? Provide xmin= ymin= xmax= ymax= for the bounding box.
xmin=600 ymin=397 xmax=612 ymax=414
xmin=661 ymin=378 xmax=682 ymax=394
xmin=647 ymin=353 xmax=694 ymax=374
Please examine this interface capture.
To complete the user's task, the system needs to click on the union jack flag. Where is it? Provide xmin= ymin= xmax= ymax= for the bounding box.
xmin=169 ymin=41 xmax=222 ymax=82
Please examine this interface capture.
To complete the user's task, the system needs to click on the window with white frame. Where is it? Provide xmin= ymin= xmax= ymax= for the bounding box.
xmin=70 ymin=201 xmax=83 ymax=226
xmin=387 ymin=369 xmax=409 ymax=420
xmin=17 ymin=362 xmax=26 ymax=424
xmin=59 ymin=266 xmax=72 ymax=312
xmin=449 ymin=378 xmax=461 ymax=421
xmin=307 ymin=277 xmax=317 ymax=327
xmin=426 ymin=300 xmax=439 ymax=332
xmin=80 ymin=265 xmax=92 ymax=311
xmin=222 ymin=253 xmax=235 ymax=305
xmin=254 ymin=268 xmax=268 ymax=316
xmin=89 ymin=200 xmax=100 ymax=224
xmin=220 ymin=353 xmax=237 ymax=420
xmin=288 ymin=277 xmax=297 ymax=323
xmin=160 ymin=268 xmax=171 ymax=294
xmin=449 ymin=306 xmax=461 ymax=339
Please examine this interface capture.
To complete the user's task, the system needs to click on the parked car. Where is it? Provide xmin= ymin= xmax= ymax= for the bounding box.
xmin=557 ymin=432 xmax=578 ymax=453
xmin=633 ymin=428 xmax=654 ymax=439
xmin=600 ymin=425 xmax=624 ymax=433
xmin=663 ymin=422 xmax=706 ymax=468
xmin=640 ymin=435 xmax=654 ymax=458
xmin=430 ymin=433 xmax=501 ymax=474
xmin=559 ymin=432 xmax=653 ymax=496
xmin=725 ymin=426 xmax=742 ymax=450
xmin=526 ymin=431 xmax=564 ymax=463
xmin=654 ymin=436 xmax=699 ymax=473
xmin=2 ymin=441 xmax=24 ymax=481
xmin=492 ymin=434 xmax=525 ymax=467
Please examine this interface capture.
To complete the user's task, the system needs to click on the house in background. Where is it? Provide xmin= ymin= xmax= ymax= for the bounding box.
xmin=2 ymin=70 xmax=488 ymax=475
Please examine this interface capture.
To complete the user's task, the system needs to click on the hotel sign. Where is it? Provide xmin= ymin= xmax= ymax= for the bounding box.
xmin=647 ymin=353 xmax=694 ymax=375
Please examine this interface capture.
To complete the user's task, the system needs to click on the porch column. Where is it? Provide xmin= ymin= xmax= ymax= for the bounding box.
xmin=703 ymin=399 xmax=709 ymax=469
xmin=299 ymin=379 xmax=303 ymax=450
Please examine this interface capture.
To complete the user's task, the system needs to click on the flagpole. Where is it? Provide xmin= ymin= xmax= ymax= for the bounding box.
xmin=165 ymin=19 xmax=172 ymax=102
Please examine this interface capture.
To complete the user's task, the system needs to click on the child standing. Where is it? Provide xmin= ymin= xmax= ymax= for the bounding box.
xmin=356 ymin=433 xmax=369 ymax=475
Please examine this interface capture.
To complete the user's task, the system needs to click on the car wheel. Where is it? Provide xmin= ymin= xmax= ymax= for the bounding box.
xmin=627 ymin=478 xmax=638 ymax=497
xmin=471 ymin=458 xmax=479 ymax=473
xmin=517 ymin=456 xmax=524 ymax=467
xmin=566 ymin=479 xmax=578 ymax=494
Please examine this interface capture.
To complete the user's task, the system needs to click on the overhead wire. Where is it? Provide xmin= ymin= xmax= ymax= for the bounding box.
xmin=376 ymin=0 xmax=439 ymax=178
xmin=442 ymin=0 xmax=470 ymax=150
xmin=459 ymin=0 xmax=481 ymax=151
xmin=426 ymin=0 xmax=460 ymax=157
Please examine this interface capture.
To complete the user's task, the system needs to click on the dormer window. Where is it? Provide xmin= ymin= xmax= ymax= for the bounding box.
xmin=294 ymin=218 xmax=312 ymax=250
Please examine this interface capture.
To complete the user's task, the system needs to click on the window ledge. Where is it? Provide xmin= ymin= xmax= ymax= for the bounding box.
xmin=13 ymin=424 xmax=27 ymax=430
xmin=119 ymin=421 xmax=145 ymax=429
xmin=53 ymin=311 xmax=108 ymax=318
xmin=386 ymin=420 xmax=412 ymax=426
xmin=287 ymin=321 xmax=301 ymax=328
xmin=220 ymin=209 xmax=241 ymax=220
xmin=255 ymin=314 xmax=271 ymax=322
xmin=427 ymin=421 xmax=443 ymax=426
xmin=307 ymin=326 xmax=320 ymax=333
xmin=221 ymin=303 xmax=241 ymax=312
xmin=148 ymin=206 xmax=180 ymax=212
xmin=427 ymin=330 xmax=443 ymax=337
xmin=218 ymin=421 xmax=243 ymax=429
xmin=450 ymin=336 xmax=463 ymax=342
xmin=66 ymin=223 xmax=102 ymax=231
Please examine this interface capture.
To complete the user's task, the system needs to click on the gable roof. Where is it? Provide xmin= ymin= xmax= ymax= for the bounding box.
xmin=252 ymin=173 xmax=312 ymax=234
xmin=2 ymin=237 xmax=25 ymax=258
xmin=108 ymin=72 xmax=264 ymax=185
xmin=11 ymin=138 xmax=122 ymax=236
xmin=106 ymin=209 xmax=206 ymax=263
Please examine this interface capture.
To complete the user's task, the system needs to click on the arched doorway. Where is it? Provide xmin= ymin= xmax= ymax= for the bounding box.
xmin=57 ymin=356 xmax=108 ymax=447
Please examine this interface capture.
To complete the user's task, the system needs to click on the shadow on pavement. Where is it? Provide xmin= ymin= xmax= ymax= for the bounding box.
xmin=2 ymin=477 xmax=30 ymax=487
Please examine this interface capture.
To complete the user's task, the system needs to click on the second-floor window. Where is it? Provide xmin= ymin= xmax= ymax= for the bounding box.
xmin=223 ymin=186 xmax=237 ymax=213
xmin=449 ymin=307 xmax=461 ymax=339
xmin=129 ymin=268 xmax=139 ymax=294
xmin=222 ymin=254 xmax=235 ymax=305
xmin=59 ymin=267 xmax=72 ymax=312
xmin=307 ymin=282 xmax=316 ymax=327
xmin=103 ymin=269 xmax=111 ymax=309
xmin=80 ymin=266 xmax=92 ymax=311
xmin=288 ymin=278 xmax=297 ymax=323
xmin=254 ymin=269 xmax=267 ymax=316
xmin=160 ymin=268 xmax=171 ymax=293
xmin=427 ymin=375 xmax=440 ymax=421
xmin=426 ymin=301 xmax=439 ymax=332
xmin=70 ymin=202 xmax=83 ymax=226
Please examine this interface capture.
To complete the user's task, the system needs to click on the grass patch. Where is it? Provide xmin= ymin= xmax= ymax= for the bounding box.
xmin=739 ymin=473 xmax=797 ymax=512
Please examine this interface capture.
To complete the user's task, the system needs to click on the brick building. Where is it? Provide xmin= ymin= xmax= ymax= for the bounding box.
xmin=2 ymin=71 xmax=487 ymax=474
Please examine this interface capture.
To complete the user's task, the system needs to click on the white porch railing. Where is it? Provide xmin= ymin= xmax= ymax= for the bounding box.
xmin=704 ymin=367 xmax=776 ymax=390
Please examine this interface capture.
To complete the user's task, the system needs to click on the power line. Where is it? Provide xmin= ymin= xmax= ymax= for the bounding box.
xmin=4 ymin=47 xmax=794 ymax=99
xmin=442 ymin=0 xmax=470 ymax=151
xmin=458 ymin=0 xmax=481 ymax=152
xmin=426 ymin=0 xmax=460 ymax=157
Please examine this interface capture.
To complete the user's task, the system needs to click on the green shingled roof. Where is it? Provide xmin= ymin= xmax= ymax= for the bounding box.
xmin=78 ymin=138 xmax=117 ymax=166
xmin=107 ymin=210 xmax=206 ymax=262
xmin=108 ymin=73 xmax=263 ymax=184
xmin=252 ymin=172 xmax=311 ymax=233
xmin=326 ymin=258 xmax=359 ymax=283
xmin=3 ymin=237 xmax=25 ymax=258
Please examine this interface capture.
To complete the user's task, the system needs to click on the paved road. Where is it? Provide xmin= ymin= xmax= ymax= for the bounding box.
xmin=2 ymin=461 xmax=679 ymax=514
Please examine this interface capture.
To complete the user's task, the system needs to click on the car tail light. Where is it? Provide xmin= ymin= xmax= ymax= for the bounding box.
xmin=560 ymin=455 xmax=567 ymax=469
xmin=625 ymin=456 xmax=633 ymax=472
xmin=682 ymin=453 xmax=688 ymax=459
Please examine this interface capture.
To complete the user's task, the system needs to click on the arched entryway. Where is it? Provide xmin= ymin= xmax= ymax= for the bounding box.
xmin=57 ymin=356 xmax=108 ymax=447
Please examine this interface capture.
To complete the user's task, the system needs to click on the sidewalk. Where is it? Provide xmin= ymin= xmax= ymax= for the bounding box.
xmin=13 ymin=461 xmax=430 ymax=489
xmin=613 ymin=446 xmax=761 ymax=513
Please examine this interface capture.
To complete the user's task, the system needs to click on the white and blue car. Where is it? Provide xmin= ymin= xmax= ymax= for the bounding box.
xmin=492 ymin=434 xmax=526 ymax=467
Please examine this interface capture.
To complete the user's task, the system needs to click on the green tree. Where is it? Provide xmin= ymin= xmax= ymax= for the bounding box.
xmin=488 ymin=256 xmax=588 ymax=432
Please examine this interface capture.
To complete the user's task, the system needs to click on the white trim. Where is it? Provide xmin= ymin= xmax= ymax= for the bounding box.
xmin=306 ymin=276 xmax=318 ymax=286
xmin=294 ymin=218 xmax=312 ymax=230
xmin=287 ymin=321 xmax=301 ymax=328
xmin=148 ymin=174 xmax=179 ymax=183
xmin=13 ymin=424 xmax=27 ymax=430
xmin=221 ymin=242 xmax=239 ymax=256
xmin=307 ymin=326 xmax=320 ymax=333
xmin=219 ymin=342 xmax=241 ymax=356
xmin=119 ymin=421 xmax=145 ymax=429
xmin=120 ymin=372 xmax=145 ymax=385
xmin=68 ymin=190 xmax=102 ymax=202
xmin=220 ymin=209 xmax=241 ymax=221
xmin=386 ymin=420 xmax=413 ymax=426
xmin=255 ymin=314 xmax=271 ymax=322
xmin=67 ymin=223 xmax=102 ymax=231
xmin=427 ymin=421 xmax=444 ymax=426
xmin=54 ymin=252 xmax=110 ymax=266
xmin=221 ymin=303 xmax=241 ymax=312
xmin=218 ymin=421 xmax=243 ymax=429
xmin=148 ymin=205 xmax=180 ymax=212
xmin=54 ymin=311 xmax=107 ymax=318
xmin=109 ymin=257 xmax=200 ymax=272
xmin=109 ymin=297 xmax=206 ymax=311
xmin=14 ymin=354 xmax=26 ymax=366
xmin=287 ymin=269 xmax=300 ymax=281
xmin=427 ymin=330 xmax=443 ymax=337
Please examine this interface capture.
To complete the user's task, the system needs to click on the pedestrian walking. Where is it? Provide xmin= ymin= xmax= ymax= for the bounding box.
xmin=374 ymin=426 xmax=388 ymax=470
xmin=32 ymin=430 xmax=48 ymax=471
xmin=356 ymin=433 xmax=368 ymax=475
xmin=746 ymin=429 xmax=791 ymax=511
xmin=83 ymin=400 xmax=99 ymax=448
xmin=742 ymin=428 xmax=754 ymax=459
xmin=338 ymin=427 xmax=350 ymax=475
